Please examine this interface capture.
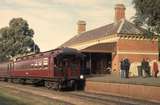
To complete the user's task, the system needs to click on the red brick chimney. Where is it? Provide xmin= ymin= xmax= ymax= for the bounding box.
xmin=77 ymin=20 xmax=86 ymax=34
xmin=115 ymin=4 xmax=126 ymax=22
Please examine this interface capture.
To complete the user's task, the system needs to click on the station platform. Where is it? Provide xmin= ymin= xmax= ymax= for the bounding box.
xmin=85 ymin=75 xmax=160 ymax=103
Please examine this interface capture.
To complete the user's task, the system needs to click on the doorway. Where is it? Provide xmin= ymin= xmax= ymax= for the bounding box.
xmin=83 ymin=53 xmax=112 ymax=75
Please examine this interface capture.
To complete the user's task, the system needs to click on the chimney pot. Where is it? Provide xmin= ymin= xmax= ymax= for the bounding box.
xmin=77 ymin=20 xmax=86 ymax=34
xmin=115 ymin=4 xmax=126 ymax=22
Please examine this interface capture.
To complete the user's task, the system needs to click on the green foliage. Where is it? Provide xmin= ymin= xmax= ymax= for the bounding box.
xmin=132 ymin=0 xmax=160 ymax=34
xmin=0 ymin=18 xmax=40 ymax=62
xmin=132 ymin=0 xmax=160 ymax=56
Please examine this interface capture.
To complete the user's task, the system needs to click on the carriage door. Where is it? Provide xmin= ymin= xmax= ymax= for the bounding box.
xmin=68 ymin=59 xmax=80 ymax=78
xmin=7 ymin=62 xmax=13 ymax=77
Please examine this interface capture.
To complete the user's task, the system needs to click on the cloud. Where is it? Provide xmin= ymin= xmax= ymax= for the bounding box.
xmin=0 ymin=0 xmax=135 ymax=51
xmin=49 ymin=0 xmax=102 ymax=7
xmin=126 ymin=7 xmax=136 ymax=21
xmin=0 ymin=8 xmax=72 ymax=51
xmin=0 ymin=0 xmax=50 ymax=10
xmin=1 ymin=0 xmax=103 ymax=9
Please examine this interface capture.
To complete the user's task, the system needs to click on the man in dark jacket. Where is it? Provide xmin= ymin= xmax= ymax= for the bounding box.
xmin=146 ymin=58 xmax=151 ymax=77
xmin=120 ymin=59 xmax=125 ymax=78
xmin=141 ymin=58 xmax=150 ymax=77
xmin=124 ymin=58 xmax=130 ymax=78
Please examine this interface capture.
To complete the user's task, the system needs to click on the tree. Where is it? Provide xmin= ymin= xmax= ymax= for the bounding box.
xmin=132 ymin=0 xmax=160 ymax=57
xmin=132 ymin=0 xmax=160 ymax=35
xmin=0 ymin=18 xmax=40 ymax=62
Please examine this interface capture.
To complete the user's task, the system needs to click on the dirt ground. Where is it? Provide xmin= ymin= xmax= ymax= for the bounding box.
xmin=0 ymin=82 xmax=159 ymax=105
xmin=0 ymin=87 xmax=71 ymax=105
xmin=0 ymin=82 xmax=107 ymax=105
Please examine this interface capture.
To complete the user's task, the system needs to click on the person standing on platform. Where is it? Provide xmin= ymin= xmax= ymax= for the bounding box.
xmin=153 ymin=60 xmax=159 ymax=78
xmin=120 ymin=59 xmax=125 ymax=78
xmin=146 ymin=58 xmax=151 ymax=77
xmin=141 ymin=58 xmax=145 ymax=69
xmin=124 ymin=58 xmax=130 ymax=78
xmin=141 ymin=58 xmax=148 ymax=77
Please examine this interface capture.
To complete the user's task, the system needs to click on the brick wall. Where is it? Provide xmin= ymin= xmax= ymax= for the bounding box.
xmin=111 ymin=39 xmax=158 ymax=76
xmin=118 ymin=54 xmax=158 ymax=62
xmin=117 ymin=39 xmax=158 ymax=52
xmin=85 ymin=81 xmax=160 ymax=103
xmin=112 ymin=54 xmax=119 ymax=75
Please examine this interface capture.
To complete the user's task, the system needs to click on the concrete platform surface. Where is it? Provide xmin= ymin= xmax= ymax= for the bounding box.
xmin=87 ymin=75 xmax=160 ymax=87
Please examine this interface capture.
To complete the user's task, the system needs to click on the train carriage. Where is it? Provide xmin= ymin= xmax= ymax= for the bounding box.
xmin=0 ymin=47 xmax=85 ymax=90
xmin=12 ymin=52 xmax=51 ymax=78
xmin=0 ymin=61 xmax=13 ymax=81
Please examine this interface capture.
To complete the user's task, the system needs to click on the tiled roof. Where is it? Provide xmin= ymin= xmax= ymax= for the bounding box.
xmin=118 ymin=20 xmax=148 ymax=35
xmin=61 ymin=19 xmax=148 ymax=47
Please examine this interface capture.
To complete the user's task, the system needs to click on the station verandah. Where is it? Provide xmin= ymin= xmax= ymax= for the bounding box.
xmin=82 ymin=52 xmax=112 ymax=75
xmin=80 ymin=43 xmax=116 ymax=75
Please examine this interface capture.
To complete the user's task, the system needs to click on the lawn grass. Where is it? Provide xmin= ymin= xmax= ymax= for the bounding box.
xmin=0 ymin=89 xmax=28 ymax=105
xmin=0 ymin=87 xmax=69 ymax=105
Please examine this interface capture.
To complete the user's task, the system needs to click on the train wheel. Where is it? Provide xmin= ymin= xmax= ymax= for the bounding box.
xmin=33 ymin=80 xmax=44 ymax=86
xmin=53 ymin=82 xmax=59 ymax=91
xmin=8 ymin=78 xmax=13 ymax=83
xmin=19 ymin=79 xmax=26 ymax=84
xmin=4 ymin=78 xmax=8 ymax=82
xmin=57 ymin=83 xmax=63 ymax=91
xmin=44 ymin=81 xmax=51 ymax=89
xmin=70 ymin=80 xmax=78 ymax=90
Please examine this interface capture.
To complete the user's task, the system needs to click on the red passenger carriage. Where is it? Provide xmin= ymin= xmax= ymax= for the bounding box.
xmin=0 ymin=48 xmax=85 ymax=90
xmin=0 ymin=61 xmax=12 ymax=81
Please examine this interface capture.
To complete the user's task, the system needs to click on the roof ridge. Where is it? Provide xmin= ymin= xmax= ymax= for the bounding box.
xmin=117 ymin=19 xmax=150 ymax=35
xmin=126 ymin=20 xmax=147 ymax=32
xmin=77 ymin=22 xmax=114 ymax=35
xmin=117 ymin=19 xmax=125 ymax=33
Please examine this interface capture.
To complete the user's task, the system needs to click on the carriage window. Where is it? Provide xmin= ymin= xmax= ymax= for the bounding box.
xmin=71 ymin=63 xmax=77 ymax=70
xmin=43 ymin=65 xmax=48 ymax=70
xmin=43 ymin=58 xmax=48 ymax=70
xmin=70 ymin=58 xmax=79 ymax=70
xmin=54 ymin=57 xmax=63 ymax=72
xmin=34 ymin=63 xmax=38 ymax=68
xmin=38 ymin=61 xmax=42 ymax=70
xmin=31 ymin=64 xmax=34 ymax=69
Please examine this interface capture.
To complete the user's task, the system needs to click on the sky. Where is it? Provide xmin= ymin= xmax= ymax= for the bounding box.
xmin=0 ymin=0 xmax=135 ymax=51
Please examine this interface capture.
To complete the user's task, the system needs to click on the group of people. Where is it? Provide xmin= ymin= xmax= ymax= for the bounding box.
xmin=120 ymin=58 xmax=159 ymax=78
xmin=120 ymin=58 xmax=130 ymax=78
xmin=141 ymin=58 xmax=150 ymax=77
xmin=140 ymin=58 xmax=159 ymax=78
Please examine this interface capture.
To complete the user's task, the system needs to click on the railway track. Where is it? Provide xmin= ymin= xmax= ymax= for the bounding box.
xmin=0 ymin=82 xmax=159 ymax=105
xmin=69 ymin=91 xmax=160 ymax=105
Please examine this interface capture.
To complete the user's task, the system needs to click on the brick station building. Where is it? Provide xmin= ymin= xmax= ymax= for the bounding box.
xmin=61 ymin=4 xmax=158 ymax=76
